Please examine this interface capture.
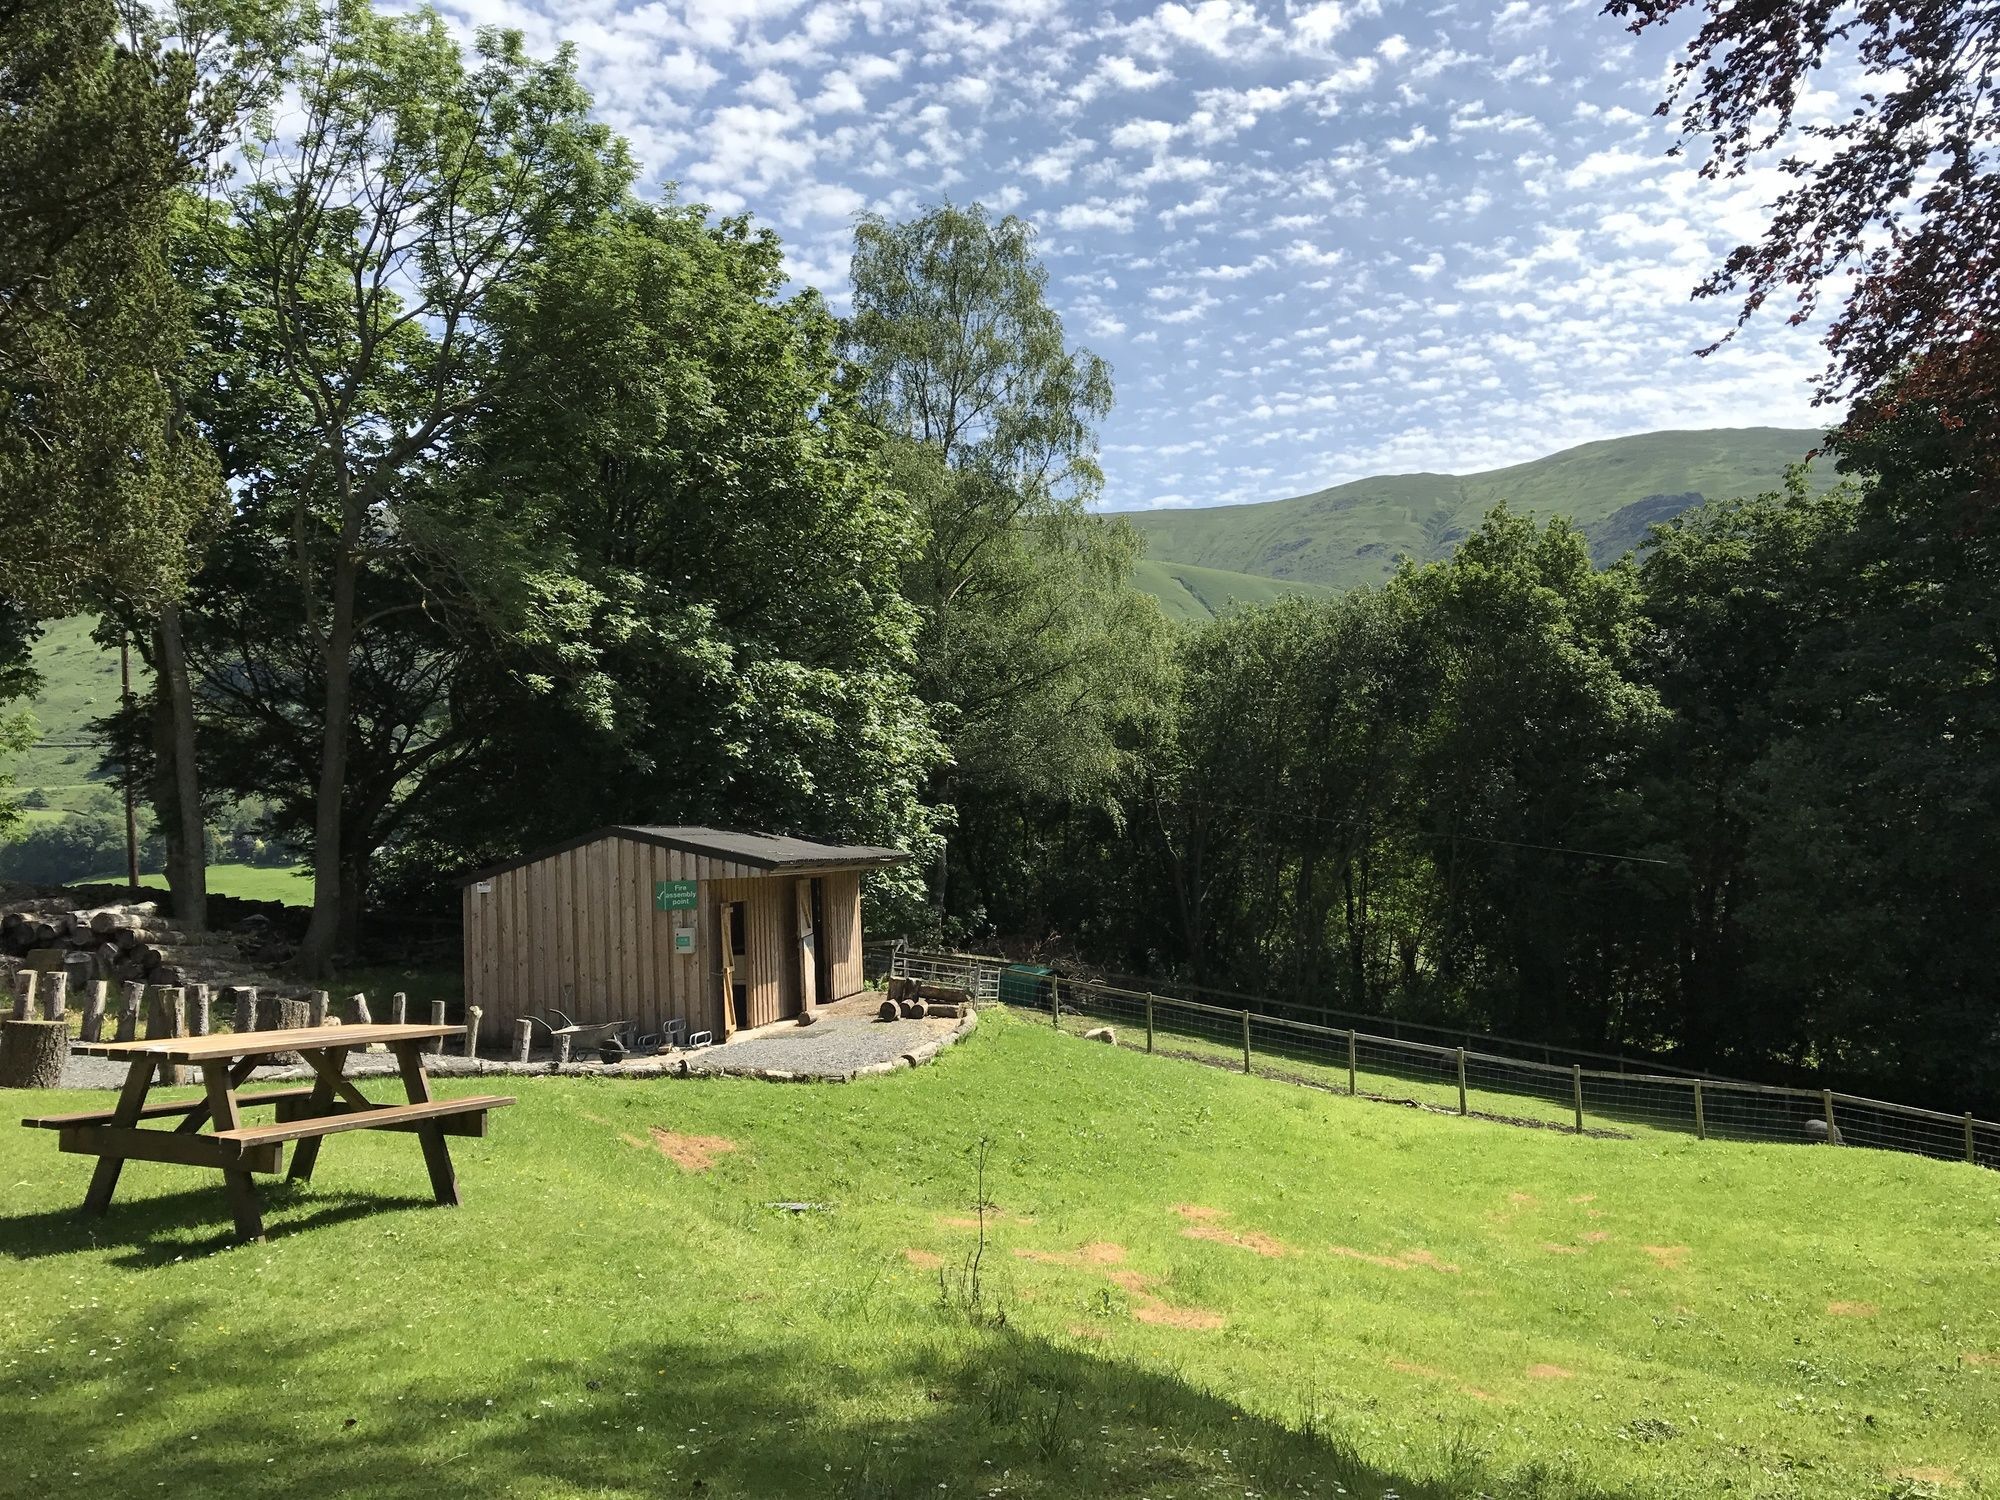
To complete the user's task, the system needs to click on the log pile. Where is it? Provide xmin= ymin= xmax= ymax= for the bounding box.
xmin=0 ymin=902 xmax=197 ymax=988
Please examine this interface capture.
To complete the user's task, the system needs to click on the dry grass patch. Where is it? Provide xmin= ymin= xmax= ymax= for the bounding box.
xmin=1827 ymin=1300 xmax=1879 ymax=1318
xmin=1642 ymin=1244 xmax=1691 ymax=1270
xmin=1329 ymin=1244 xmax=1461 ymax=1273
xmin=642 ymin=1128 xmax=739 ymax=1171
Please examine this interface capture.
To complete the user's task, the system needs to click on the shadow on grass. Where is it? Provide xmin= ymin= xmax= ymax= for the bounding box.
xmin=0 ymin=1183 xmax=438 ymax=1267
xmin=12 ymin=1313 xmax=1626 ymax=1500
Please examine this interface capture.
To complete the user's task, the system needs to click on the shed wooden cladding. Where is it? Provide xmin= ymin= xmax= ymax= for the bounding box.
xmin=458 ymin=826 xmax=903 ymax=1044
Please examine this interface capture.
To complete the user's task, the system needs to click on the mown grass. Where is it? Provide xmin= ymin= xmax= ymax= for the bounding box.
xmin=76 ymin=862 xmax=312 ymax=904
xmin=4 ymin=1008 xmax=1996 ymax=1499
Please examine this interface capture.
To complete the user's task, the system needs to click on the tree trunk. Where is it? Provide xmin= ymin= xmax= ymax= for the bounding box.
xmin=154 ymin=600 xmax=208 ymax=932
xmin=298 ymin=543 xmax=358 ymax=977
xmin=0 ymin=1019 xmax=68 ymax=1089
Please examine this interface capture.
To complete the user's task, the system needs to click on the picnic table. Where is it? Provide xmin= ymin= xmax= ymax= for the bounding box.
xmin=20 ymin=1024 xmax=514 ymax=1241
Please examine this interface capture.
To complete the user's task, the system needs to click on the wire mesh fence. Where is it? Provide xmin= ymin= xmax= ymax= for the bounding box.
xmin=874 ymin=945 xmax=1999 ymax=1171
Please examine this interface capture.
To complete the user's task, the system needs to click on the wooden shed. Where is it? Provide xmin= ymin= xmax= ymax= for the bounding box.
xmin=457 ymin=826 xmax=906 ymax=1045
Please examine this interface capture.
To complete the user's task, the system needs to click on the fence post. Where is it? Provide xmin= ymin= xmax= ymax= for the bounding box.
xmin=1145 ymin=993 xmax=1155 ymax=1054
xmin=1241 ymin=1009 xmax=1252 ymax=1075
xmin=1456 ymin=1047 xmax=1468 ymax=1115
xmin=1050 ymin=974 xmax=1061 ymax=1028
xmin=1347 ymin=1029 xmax=1357 ymax=1096
xmin=1822 ymin=1089 xmax=1838 ymax=1144
xmin=1693 ymin=1080 xmax=1706 ymax=1141
xmin=1968 ymin=1113 xmax=1977 ymax=1166
xmin=1572 ymin=1065 xmax=1584 ymax=1135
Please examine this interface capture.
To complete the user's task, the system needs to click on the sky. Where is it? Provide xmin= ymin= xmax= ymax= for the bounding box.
xmin=420 ymin=0 xmax=1841 ymax=511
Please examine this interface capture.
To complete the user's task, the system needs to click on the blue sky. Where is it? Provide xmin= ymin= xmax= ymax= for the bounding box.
xmin=425 ymin=0 xmax=1840 ymax=511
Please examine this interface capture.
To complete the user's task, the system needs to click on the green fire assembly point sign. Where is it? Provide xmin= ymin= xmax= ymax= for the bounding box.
xmin=654 ymin=880 xmax=697 ymax=911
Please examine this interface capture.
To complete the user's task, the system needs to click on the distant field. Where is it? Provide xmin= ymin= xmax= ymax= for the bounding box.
xmin=3 ymin=1008 xmax=1994 ymax=1499
xmin=1118 ymin=426 xmax=1835 ymax=592
xmin=1130 ymin=558 xmax=1331 ymax=621
xmin=81 ymin=862 xmax=311 ymax=904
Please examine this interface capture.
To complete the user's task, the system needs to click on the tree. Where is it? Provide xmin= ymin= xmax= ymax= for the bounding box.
xmin=0 ymin=0 xmax=223 ymax=614
xmin=1608 ymin=0 xmax=2000 ymax=484
xmin=200 ymin=2 xmax=627 ymax=972
xmin=382 ymin=201 xmax=942 ymax=920
xmin=844 ymin=204 xmax=1166 ymax=928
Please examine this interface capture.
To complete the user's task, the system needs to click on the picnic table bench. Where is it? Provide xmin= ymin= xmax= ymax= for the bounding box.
xmin=20 ymin=1024 xmax=514 ymax=1241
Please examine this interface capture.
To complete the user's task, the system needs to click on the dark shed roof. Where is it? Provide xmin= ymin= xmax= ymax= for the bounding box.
xmin=456 ymin=825 xmax=909 ymax=885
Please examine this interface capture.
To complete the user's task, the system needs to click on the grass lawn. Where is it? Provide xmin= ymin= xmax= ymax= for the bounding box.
xmin=77 ymin=862 xmax=313 ymax=904
xmin=4 ymin=1009 xmax=1996 ymax=1499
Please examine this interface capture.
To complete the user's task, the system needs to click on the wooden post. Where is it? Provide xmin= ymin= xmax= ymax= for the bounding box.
xmin=1572 ymin=1065 xmax=1584 ymax=1135
xmin=1050 ymin=974 xmax=1061 ymax=1027
xmin=1347 ymin=1029 xmax=1357 ymax=1095
xmin=555 ymin=1032 xmax=573 ymax=1066
xmin=1456 ymin=1047 xmax=1468 ymax=1116
xmin=145 ymin=985 xmax=186 ymax=1086
xmin=41 ymin=971 xmax=67 ymax=1022
xmin=429 ymin=1000 xmax=447 ymax=1055
xmin=348 ymin=992 xmax=372 ymax=1026
xmin=1693 ymin=1080 xmax=1706 ymax=1140
xmin=116 ymin=981 xmax=143 ymax=1042
xmin=390 ymin=991 xmax=407 ymax=1025
xmin=1822 ymin=1089 xmax=1838 ymax=1144
xmin=10 ymin=969 xmax=34 ymax=1022
xmin=80 ymin=980 xmax=108 ymax=1043
xmin=235 ymin=986 xmax=258 ymax=1034
xmin=512 ymin=1018 xmax=532 ymax=1063
xmin=188 ymin=984 xmax=210 ymax=1037
xmin=464 ymin=1006 xmax=482 ymax=1058
xmin=1241 ymin=1009 xmax=1252 ymax=1075
xmin=1968 ymin=1113 xmax=1977 ymax=1166
xmin=307 ymin=990 xmax=329 ymax=1027
xmin=1145 ymin=993 xmax=1155 ymax=1054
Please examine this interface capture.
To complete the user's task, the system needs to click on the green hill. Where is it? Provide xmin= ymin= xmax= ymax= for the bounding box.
xmin=5 ymin=1008 xmax=1996 ymax=1498
xmin=1117 ymin=427 xmax=1831 ymax=591
xmin=10 ymin=613 xmax=134 ymax=813
xmin=1130 ymin=558 xmax=1331 ymax=621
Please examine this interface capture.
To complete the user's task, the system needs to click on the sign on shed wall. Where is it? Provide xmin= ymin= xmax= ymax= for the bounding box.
xmin=654 ymin=879 xmax=698 ymax=911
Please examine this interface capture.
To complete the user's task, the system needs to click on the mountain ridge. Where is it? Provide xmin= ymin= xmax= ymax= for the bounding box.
xmin=1113 ymin=426 xmax=1830 ymax=595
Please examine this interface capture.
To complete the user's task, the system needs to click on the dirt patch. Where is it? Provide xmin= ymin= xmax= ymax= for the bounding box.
xmin=937 ymin=1209 xmax=1035 ymax=1229
xmin=1330 ymin=1244 xmax=1461 ymax=1273
xmin=1583 ymin=1231 xmax=1611 ymax=1243
xmin=1541 ymin=1242 xmax=1588 ymax=1256
xmin=1570 ymin=1194 xmax=1596 ymax=1204
xmin=1827 ymin=1300 xmax=1879 ymax=1318
xmin=1964 ymin=1352 xmax=1999 ymax=1368
xmin=643 ymin=1128 xmax=739 ymax=1171
xmin=1387 ymin=1359 xmax=1496 ymax=1402
xmin=1066 ymin=1322 xmax=1110 ymax=1341
xmin=1011 ymin=1242 xmax=1129 ymax=1268
xmin=1182 ymin=1224 xmax=1295 ymax=1257
xmin=902 ymin=1248 xmax=943 ymax=1269
xmin=1526 ymin=1364 xmax=1575 ymax=1380
xmin=1891 ymin=1466 xmax=1960 ymax=1487
xmin=1107 ymin=1269 xmax=1226 ymax=1331
xmin=1171 ymin=1204 xmax=1228 ymax=1222
xmin=1642 ymin=1245 xmax=1691 ymax=1270
xmin=1509 ymin=1192 xmax=1538 ymax=1206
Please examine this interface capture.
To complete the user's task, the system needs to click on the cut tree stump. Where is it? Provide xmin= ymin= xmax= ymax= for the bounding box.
xmin=0 ymin=1019 xmax=69 ymax=1089
xmin=253 ymin=996 xmax=310 ymax=1065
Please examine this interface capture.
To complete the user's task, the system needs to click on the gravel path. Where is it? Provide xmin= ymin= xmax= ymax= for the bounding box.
xmin=52 ymin=995 xmax=973 ymax=1089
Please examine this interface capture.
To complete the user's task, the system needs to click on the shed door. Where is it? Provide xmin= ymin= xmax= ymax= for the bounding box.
xmin=796 ymin=878 xmax=817 ymax=1014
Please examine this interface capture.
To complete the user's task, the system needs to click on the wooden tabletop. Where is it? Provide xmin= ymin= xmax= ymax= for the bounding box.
xmin=72 ymin=1024 xmax=460 ymax=1063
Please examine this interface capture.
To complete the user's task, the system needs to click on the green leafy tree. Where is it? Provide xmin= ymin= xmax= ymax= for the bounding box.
xmin=844 ymin=204 xmax=1166 ymax=928
xmin=383 ymin=201 xmax=942 ymax=920
xmin=192 ymin=1 xmax=628 ymax=972
xmin=0 ymin=0 xmax=225 ymax=615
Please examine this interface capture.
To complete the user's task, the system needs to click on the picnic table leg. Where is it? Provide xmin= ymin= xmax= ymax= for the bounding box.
xmin=391 ymin=1042 xmax=459 ymax=1208
xmin=287 ymin=1047 xmax=350 ymax=1183
xmin=81 ymin=1058 xmax=155 ymax=1216
xmin=202 ymin=1061 xmax=264 ymax=1242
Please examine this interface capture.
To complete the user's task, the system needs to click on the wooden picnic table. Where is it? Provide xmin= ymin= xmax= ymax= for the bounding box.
xmin=20 ymin=1024 xmax=514 ymax=1241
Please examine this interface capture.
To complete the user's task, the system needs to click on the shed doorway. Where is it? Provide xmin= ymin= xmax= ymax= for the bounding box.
xmin=724 ymin=900 xmax=748 ymax=1032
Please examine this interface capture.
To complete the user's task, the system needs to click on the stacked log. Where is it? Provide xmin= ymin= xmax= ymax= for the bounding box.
xmin=0 ymin=903 xmax=194 ymax=988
